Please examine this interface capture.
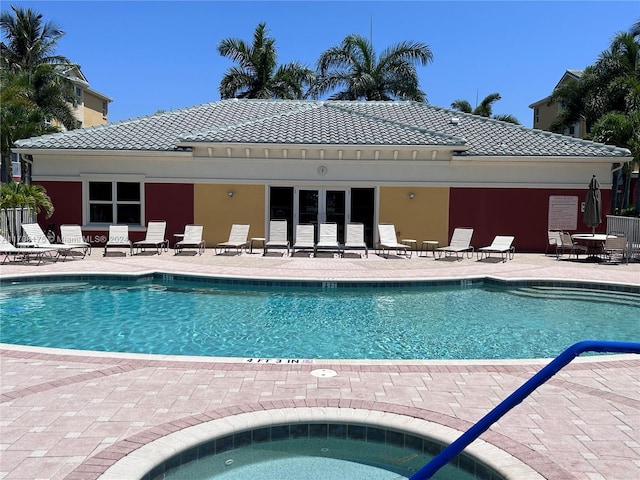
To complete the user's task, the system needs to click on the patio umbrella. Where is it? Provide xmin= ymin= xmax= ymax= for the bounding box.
xmin=583 ymin=175 xmax=602 ymax=234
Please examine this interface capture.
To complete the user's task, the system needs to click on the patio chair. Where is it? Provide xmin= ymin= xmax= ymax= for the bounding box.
xmin=133 ymin=221 xmax=169 ymax=255
xmin=377 ymin=223 xmax=410 ymax=258
xmin=343 ymin=222 xmax=368 ymax=258
xmin=216 ymin=224 xmax=250 ymax=255
xmin=104 ymin=225 xmax=133 ymax=256
xmin=174 ymin=224 xmax=205 ymax=255
xmin=546 ymin=230 xmax=562 ymax=256
xmin=555 ymin=232 xmax=587 ymax=259
xmin=436 ymin=227 xmax=474 ymax=260
xmin=602 ymin=235 xmax=628 ymax=264
xmin=264 ymin=219 xmax=290 ymax=256
xmin=60 ymin=225 xmax=91 ymax=257
xmin=477 ymin=235 xmax=515 ymax=262
xmin=0 ymin=233 xmax=55 ymax=265
xmin=20 ymin=223 xmax=81 ymax=260
xmin=292 ymin=224 xmax=316 ymax=256
xmin=315 ymin=222 xmax=342 ymax=257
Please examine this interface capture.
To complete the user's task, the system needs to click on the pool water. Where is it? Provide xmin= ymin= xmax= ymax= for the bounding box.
xmin=1 ymin=279 xmax=638 ymax=360
xmin=163 ymin=437 xmax=477 ymax=480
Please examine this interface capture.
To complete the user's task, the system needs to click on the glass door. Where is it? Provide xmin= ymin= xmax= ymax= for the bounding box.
xmin=325 ymin=190 xmax=346 ymax=244
xmin=295 ymin=188 xmax=348 ymax=243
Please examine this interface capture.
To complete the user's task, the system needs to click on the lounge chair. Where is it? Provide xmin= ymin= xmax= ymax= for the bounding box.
xmin=315 ymin=222 xmax=342 ymax=257
xmin=104 ymin=225 xmax=133 ymax=256
xmin=20 ymin=223 xmax=81 ymax=260
xmin=602 ymin=235 xmax=628 ymax=264
xmin=174 ymin=224 xmax=205 ymax=255
xmin=216 ymin=224 xmax=250 ymax=255
xmin=436 ymin=227 xmax=474 ymax=260
xmin=264 ymin=219 xmax=290 ymax=256
xmin=60 ymin=225 xmax=91 ymax=256
xmin=377 ymin=223 xmax=410 ymax=258
xmin=555 ymin=232 xmax=587 ymax=259
xmin=292 ymin=224 xmax=316 ymax=256
xmin=0 ymin=233 xmax=55 ymax=265
xmin=477 ymin=235 xmax=515 ymax=262
xmin=133 ymin=221 xmax=169 ymax=255
xmin=343 ymin=222 xmax=368 ymax=258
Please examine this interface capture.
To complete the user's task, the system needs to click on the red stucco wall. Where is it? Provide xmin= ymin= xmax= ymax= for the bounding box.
xmin=449 ymin=188 xmax=612 ymax=252
xmin=36 ymin=181 xmax=82 ymax=240
xmin=145 ymin=183 xmax=194 ymax=246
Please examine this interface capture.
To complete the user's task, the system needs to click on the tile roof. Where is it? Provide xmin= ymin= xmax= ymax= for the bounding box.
xmin=14 ymin=99 xmax=631 ymax=158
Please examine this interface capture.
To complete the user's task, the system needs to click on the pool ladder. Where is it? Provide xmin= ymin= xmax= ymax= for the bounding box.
xmin=409 ymin=340 xmax=640 ymax=480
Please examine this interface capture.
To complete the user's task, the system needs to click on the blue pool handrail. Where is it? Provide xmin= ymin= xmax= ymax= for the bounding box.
xmin=409 ymin=340 xmax=640 ymax=480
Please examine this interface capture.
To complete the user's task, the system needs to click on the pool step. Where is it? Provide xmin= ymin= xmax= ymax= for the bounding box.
xmin=508 ymin=286 xmax=639 ymax=307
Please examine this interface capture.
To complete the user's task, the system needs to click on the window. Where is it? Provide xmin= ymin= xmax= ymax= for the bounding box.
xmin=568 ymin=126 xmax=575 ymax=136
xmin=75 ymin=86 xmax=83 ymax=100
xmin=88 ymin=181 xmax=141 ymax=225
xmin=102 ymin=101 xmax=108 ymax=118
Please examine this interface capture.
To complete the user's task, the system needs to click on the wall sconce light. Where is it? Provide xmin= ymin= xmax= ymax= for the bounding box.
xmin=228 ymin=191 xmax=234 ymax=198
xmin=409 ymin=193 xmax=415 ymax=200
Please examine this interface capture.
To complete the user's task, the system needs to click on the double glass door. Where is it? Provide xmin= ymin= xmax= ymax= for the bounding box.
xmin=295 ymin=188 xmax=347 ymax=243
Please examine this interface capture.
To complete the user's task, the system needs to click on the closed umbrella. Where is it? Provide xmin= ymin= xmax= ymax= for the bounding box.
xmin=583 ymin=175 xmax=602 ymax=234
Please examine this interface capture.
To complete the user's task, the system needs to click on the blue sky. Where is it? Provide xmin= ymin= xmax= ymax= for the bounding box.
xmin=6 ymin=1 xmax=638 ymax=127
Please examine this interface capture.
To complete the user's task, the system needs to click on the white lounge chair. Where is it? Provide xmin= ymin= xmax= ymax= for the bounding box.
xmin=216 ymin=224 xmax=250 ymax=255
xmin=292 ymin=224 xmax=316 ymax=256
xmin=436 ymin=227 xmax=474 ymax=260
xmin=264 ymin=219 xmax=290 ymax=256
xmin=343 ymin=222 xmax=368 ymax=257
xmin=104 ymin=225 xmax=133 ymax=256
xmin=0 ymin=233 xmax=55 ymax=265
xmin=133 ymin=221 xmax=169 ymax=255
xmin=315 ymin=222 xmax=341 ymax=256
xmin=477 ymin=235 xmax=515 ymax=262
xmin=377 ymin=223 xmax=410 ymax=258
xmin=60 ymin=225 xmax=91 ymax=256
xmin=174 ymin=224 xmax=205 ymax=255
xmin=20 ymin=223 xmax=80 ymax=260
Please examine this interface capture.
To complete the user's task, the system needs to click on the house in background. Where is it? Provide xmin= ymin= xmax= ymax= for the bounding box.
xmin=529 ymin=70 xmax=586 ymax=138
xmin=11 ymin=99 xmax=632 ymax=253
xmin=10 ymin=66 xmax=112 ymax=179
xmin=57 ymin=65 xmax=112 ymax=128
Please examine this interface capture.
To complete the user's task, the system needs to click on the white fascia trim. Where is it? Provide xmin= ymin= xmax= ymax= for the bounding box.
xmin=178 ymin=141 xmax=468 ymax=153
xmin=10 ymin=148 xmax=193 ymax=158
xmin=451 ymin=155 xmax=629 ymax=164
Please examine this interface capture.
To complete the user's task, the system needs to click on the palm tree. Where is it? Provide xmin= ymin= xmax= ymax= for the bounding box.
xmin=217 ymin=22 xmax=315 ymax=99
xmin=1 ymin=5 xmax=77 ymax=183
xmin=0 ymin=180 xmax=53 ymax=244
xmin=450 ymin=93 xmax=520 ymax=124
xmin=309 ymin=34 xmax=433 ymax=101
xmin=0 ymin=5 xmax=70 ymax=72
xmin=550 ymin=28 xmax=639 ymax=213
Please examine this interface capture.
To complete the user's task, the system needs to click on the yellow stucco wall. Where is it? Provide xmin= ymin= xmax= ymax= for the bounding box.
xmin=194 ymin=184 xmax=265 ymax=246
xmin=379 ymin=186 xmax=450 ymax=245
xmin=83 ymin=92 xmax=108 ymax=126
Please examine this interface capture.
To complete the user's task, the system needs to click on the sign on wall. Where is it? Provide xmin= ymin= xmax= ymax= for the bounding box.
xmin=548 ymin=196 xmax=578 ymax=230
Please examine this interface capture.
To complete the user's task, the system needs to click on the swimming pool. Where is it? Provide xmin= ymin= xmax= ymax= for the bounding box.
xmin=1 ymin=274 xmax=638 ymax=360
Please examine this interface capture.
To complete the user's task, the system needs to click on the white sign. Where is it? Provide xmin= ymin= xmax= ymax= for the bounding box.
xmin=548 ymin=196 xmax=578 ymax=230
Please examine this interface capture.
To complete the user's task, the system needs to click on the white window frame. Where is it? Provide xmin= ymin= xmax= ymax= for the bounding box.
xmin=81 ymin=175 xmax=145 ymax=227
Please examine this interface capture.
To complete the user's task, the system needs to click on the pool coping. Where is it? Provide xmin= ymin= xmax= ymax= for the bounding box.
xmin=98 ymin=408 xmax=545 ymax=480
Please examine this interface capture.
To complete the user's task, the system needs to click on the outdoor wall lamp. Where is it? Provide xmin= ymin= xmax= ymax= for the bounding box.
xmin=409 ymin=193 xmax=415 ymax=199
xmin=228 ymin=191 xmax=234 ymax=198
